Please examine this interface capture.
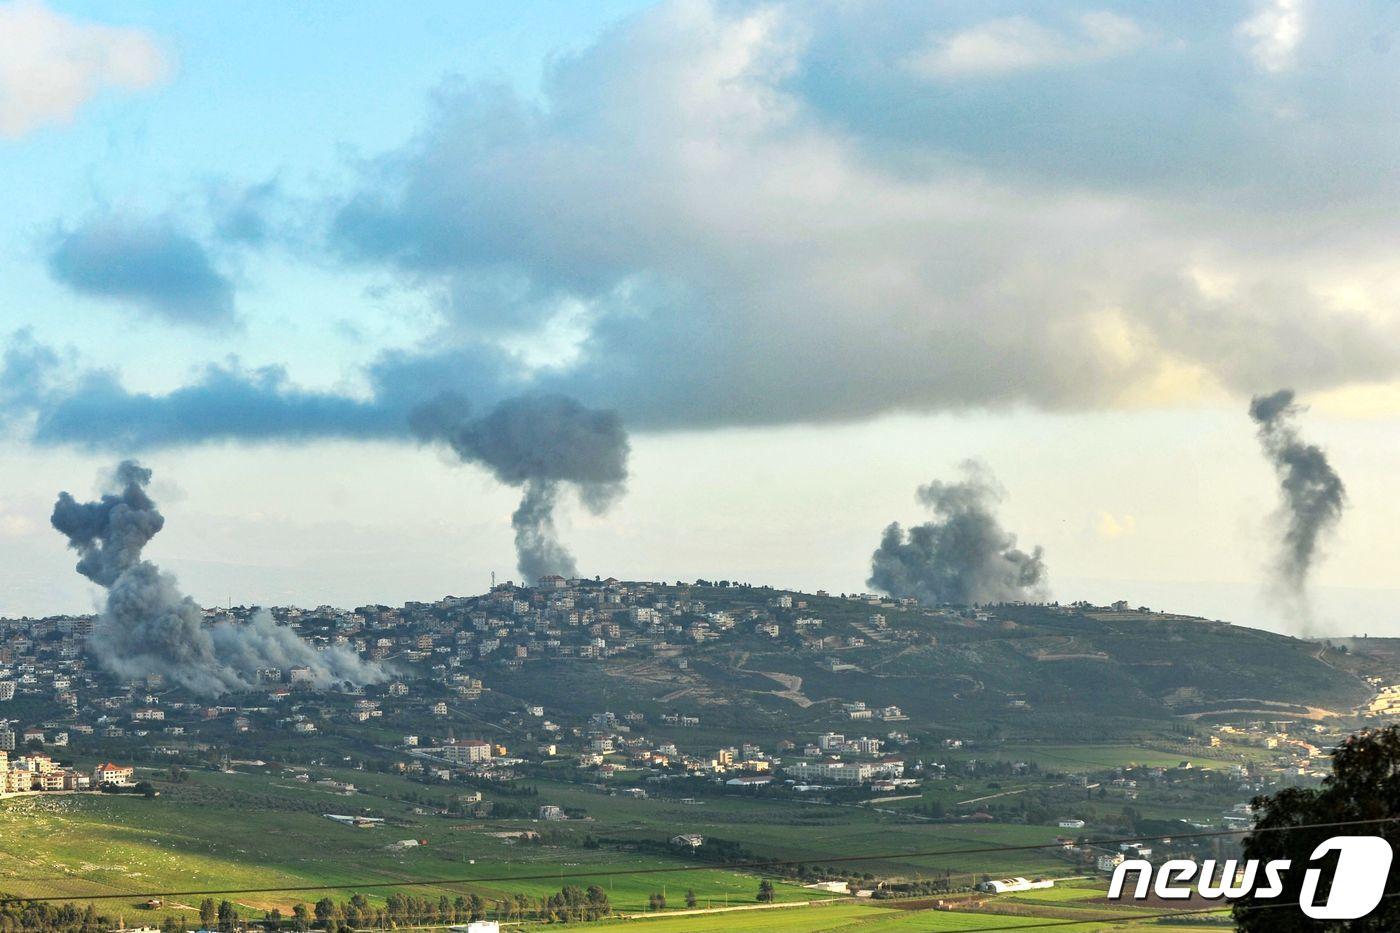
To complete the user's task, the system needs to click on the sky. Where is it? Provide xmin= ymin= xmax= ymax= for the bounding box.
xmin=1 ymin=0 xmax=1397 ymax=634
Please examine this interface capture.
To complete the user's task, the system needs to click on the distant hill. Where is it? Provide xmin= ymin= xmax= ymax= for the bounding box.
xmin=484 ymin=584 xmax=1377 ymax=742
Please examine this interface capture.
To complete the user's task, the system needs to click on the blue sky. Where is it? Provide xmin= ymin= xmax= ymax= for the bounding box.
xmin=2 ymin=0 xmax=1397 ymax=632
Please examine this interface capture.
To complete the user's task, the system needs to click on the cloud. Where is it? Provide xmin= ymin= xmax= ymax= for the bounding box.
xmin=907 ymin=11 xmax=1145 ymax=78
xmin=211 ymin=178 xmax=280 ymax=247
xmin=30 ymin=363 xmax=395 ymax=450
xmin=0 ymin=0 xmax=170 ymax=138
xmin=9 ymin=0 xmax=1400 ymax=452
xmin=48 ymin=215 xmax=236 ymax=328
xmin=6 ymin=337 xmax=519 ymax=451
xmin=320 ymin=0 xmax=1400 ymax=430
xmin=1238 ymin=0 xmax=1306 ymax=73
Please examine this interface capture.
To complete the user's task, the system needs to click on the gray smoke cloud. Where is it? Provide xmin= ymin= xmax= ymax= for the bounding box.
xmin=1248 ymin=389 xmax=1347 ymax=628
xmin=869 ymin=461 xmax=1047 ymax=606
xmin=52 ymin=461 xmax=386 ymax=695
xmin=411 ymin=393 xmax=629 ymax=582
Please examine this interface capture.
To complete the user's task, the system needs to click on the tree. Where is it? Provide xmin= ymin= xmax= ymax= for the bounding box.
xmin=585 ymin=884 xmax=611 ymax=920
xmin=198 ymin=898 xmax=217 ymax=929
xmin=291 ymin=903 xmax=311 ymax=932
xmin=685 ymin=888 xmax=698 ymax=908
xmin=266 ymin=907 xmax=282 ymax=929
xmin=216 ymin=899 xmax=237 ymax=932
xmin=757 ymin=879 xmax=775 ymax=903
xmin=1234 ymin=725 xmax=1400 ymax=931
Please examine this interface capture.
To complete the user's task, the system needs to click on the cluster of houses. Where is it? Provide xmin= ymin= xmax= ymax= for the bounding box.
xmin=0 ymin=578 xmax=841 ymax=756
xmin=0 ymin=751 xmax=132 ymax=795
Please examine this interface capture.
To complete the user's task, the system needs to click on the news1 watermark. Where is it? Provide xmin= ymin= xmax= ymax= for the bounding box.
xmin=1108 ymin=835 xmax=1393 ymax=920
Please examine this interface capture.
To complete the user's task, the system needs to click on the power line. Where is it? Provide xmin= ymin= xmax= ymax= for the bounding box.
xmin=0 ymin=815 xmax=1393 ymax=905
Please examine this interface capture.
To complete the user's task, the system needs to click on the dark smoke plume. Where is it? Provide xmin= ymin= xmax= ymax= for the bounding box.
xmin=869 ymin=461 xmax=1047 ymax=606
xmin=1248 ymin=389 xmax=1346 ymax=627
xmin=412 ymin=393 xmax=629 ymax=582
xmin=52 ymin=461 xmax=385 ymax=695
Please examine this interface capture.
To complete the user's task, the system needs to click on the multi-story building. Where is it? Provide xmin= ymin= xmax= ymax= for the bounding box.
xmin=433 ymin=739 xmax=492 ymax=764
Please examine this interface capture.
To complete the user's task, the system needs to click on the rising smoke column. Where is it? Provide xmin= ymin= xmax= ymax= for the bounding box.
xmin=51 ymin=461 xmax=385 ymax=695
xmin=869 ymin=461 xmax=1047 ymax=606
xmin=1248 ymin=389 xmax=1347 ymax=628
xmin=412 ymin=393 xmax=629 ymax=582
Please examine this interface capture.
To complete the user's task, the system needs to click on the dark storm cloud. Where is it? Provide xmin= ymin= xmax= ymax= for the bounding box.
xmin=869 ymin=461 xmax=1047 ymax=606
xmin=48 ymin=215 xmax=236 ymax=328
xmin=1248 ymin=389 xmax=1347 ymax=627
xmin=51 ymin=461 xmax=386 ymax=695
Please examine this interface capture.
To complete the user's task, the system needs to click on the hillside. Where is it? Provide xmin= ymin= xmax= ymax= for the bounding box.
xmin=478 ymin=585 xmax=1376 ymax=741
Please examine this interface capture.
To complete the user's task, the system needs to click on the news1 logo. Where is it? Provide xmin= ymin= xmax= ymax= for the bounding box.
xmin=1108 ymin=835 xmax=1394 ymax=920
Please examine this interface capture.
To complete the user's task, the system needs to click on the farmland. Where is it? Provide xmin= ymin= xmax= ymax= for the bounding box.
xmin=0 ymin=755 xmax=1228 ymax=929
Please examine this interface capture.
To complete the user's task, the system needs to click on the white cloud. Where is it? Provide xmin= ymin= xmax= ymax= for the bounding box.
xmin=323 ymin=0 xmax=1400 ymax=433
xmin=1237 ymin=0 xmax=1306 ymax=73
xmin=908 ymin=11 xmax=1144 ymax=79
xmin=0 ymin=0 xmax=170 ymax=138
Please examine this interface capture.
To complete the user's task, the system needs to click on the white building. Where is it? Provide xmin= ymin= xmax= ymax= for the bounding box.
xmin=434 ymin=739 xmax=492 ymax=764
xmin=978 ymin=878 xmax=1055 ymax=894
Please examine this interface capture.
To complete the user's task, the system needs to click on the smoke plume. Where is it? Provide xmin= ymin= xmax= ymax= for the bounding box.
xmin=52 ymin=461 xmax=385 ymax=695
xmin=869 ymin=461 xmax=1047 ymax=606
xmin=412 ymin=393 xmax=629 ymax=582
xmin=1248 ymin=389 xmax=1347 ymax=627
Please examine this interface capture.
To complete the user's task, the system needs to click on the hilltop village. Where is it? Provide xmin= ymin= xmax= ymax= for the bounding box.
xmin=1 ymin=577 xmax=1389 ymax=825
xmin=1 ymin=574 xmax=1399 ymax=933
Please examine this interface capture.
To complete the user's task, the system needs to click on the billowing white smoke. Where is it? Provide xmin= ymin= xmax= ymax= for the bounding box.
xmin=52 ymin=461 xmax=387 ymax=695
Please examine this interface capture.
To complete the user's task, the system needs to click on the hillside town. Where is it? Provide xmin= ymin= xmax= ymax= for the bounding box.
xmin=0 ymin=577 xmax=1380 ymax=809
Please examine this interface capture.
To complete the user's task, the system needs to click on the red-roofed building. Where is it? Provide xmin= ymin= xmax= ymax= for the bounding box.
xmin=93 ymin=763 xmax=134 ymax=786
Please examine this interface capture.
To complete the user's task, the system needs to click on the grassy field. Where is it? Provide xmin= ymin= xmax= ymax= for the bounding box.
xmin=968 ymin=744 xmax=1225 ymax=771
xmin=587 ymin=900 xmax=1231 ymax=932
xmin=0 ymin=775 xmax=822 ymax=921
xmin=0 ymin=755 xmax=1237 ymax=929
xmin=0 ymin=761 xmax=1073 ymax=924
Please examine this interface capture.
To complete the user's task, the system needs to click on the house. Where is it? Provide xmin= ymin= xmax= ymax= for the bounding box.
xmin=978 ymin=878 xmax=1054 ymax=894
xmin=1097 ymin=853 xmax=1125 ymax=873
xmin=1057 ymin=819 xmax=1086 ymax=829
xmin=93 ymin=762 xmax=134 ymax=786
xmin=725 ymin=774 xmax=772 ymax=787
xmin=670 ymin=833 xmax=704 ymax=849
xmin=537 ymin=805 xmax=566 ymax=821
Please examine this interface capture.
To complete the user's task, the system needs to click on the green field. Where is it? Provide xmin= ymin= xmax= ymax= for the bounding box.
xmin=0 ymin=740 xmax=1250 ymax=930
xmin=0 ymin=774 xmax=824 ymax=922
xmin=0 ymin=761 xmax=1077 ymax=925
xmin=588 ymin=901 xmax=1230 ymax=932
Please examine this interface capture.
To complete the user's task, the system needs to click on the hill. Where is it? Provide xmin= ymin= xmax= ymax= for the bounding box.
xmin=476 ymin=585 xmax=1375 ymax=742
